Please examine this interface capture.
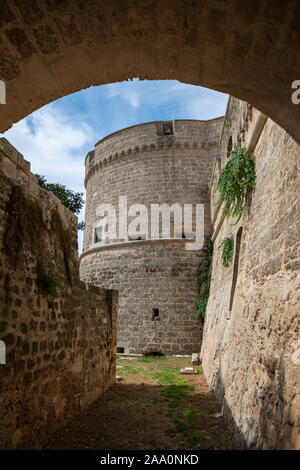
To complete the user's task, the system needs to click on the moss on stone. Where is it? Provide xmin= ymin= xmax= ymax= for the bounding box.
xmin=51 ymin=209 xmax=72 ymax=283
xmin=36 ymin=262 xmax=59 ymax=298
xmin=3 ymin=185 xmax=45 ymax=267
xmin=3 ymin=185 xmax=73 ymax=298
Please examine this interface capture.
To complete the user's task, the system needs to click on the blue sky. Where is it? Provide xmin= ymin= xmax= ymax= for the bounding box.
xmin=1 ymin=79 xmax=228 ymax=252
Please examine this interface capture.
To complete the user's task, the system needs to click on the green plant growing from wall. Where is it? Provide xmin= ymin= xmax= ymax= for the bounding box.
xmin=36 ymin=263 xmax=59 ymax=298
xmin=194 ymin=238 xmax=213 ymax=320
xmin=216 ymin=147 xmax=256 ymax=223
xmin=219 ymin=236 xmax=234 ymax=268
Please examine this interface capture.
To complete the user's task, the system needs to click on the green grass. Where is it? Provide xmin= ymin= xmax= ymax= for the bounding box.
xmin=166 ymin=423 xmax=189 ymax=436
xmin=201 ymin=442 xmax=214 ymax=449
xmin=116 ymin=356 xmax=207 ymax=447
xmin=161 ymin=383 xmax=191 ymax=400
xmin=137 ymin=355 xmax=170 ymax=363
xmin=120 ymin=365 xmax=141 ymax=375
xmin=187 ymin=433 xmax=206 ymax=444
xmin=145 ymin=364 xmax=190 ymax=387
xmin=149 ymin=436 xmax=159 ymax=446
xmin=165 ymin=408 xmax=204 ymax=439
xmin=181 ymin=408 xmax=203 ymax=424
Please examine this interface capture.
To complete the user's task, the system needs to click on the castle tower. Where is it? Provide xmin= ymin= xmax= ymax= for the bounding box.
xmin=80 ymin=119 xmax=223 ymax=355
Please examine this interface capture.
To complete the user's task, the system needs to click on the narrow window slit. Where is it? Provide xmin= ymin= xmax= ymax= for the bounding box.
xmin=152 ymin=308 xmax=160 ymax=321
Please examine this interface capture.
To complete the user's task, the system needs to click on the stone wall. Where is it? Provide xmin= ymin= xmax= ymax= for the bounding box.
xmin=201 ymin=98 xmax=300 ymax=449
xmin=81 ymin=241 xmax=204 ymax=355
xmin=0 ymin=0 xmax=299 ymax=145
xmin=0 ymin=138 xmax=118 ymax=449
xmin=80 ymin=119 xmax=223 ymax=355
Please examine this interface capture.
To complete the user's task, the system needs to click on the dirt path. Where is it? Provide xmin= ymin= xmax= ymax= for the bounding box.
xmin=43 ymin=356 xmax=232 ymax=450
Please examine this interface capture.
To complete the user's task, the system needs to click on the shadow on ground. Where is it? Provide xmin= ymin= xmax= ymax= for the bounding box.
xmin=38 ymin=356 xmax=233 ymax=450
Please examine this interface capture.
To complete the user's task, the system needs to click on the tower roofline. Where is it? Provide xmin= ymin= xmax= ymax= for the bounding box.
xmin=94 ymin=117 xmax=224 ymax=148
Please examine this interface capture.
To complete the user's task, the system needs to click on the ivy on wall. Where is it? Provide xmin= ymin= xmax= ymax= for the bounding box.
xmin=219 ymin=236 xmax=234 ymax=268
xmin=194 ymin=238 xmax=213 ymax=320
xmin=216 ymin=147 xmax=256 ymax=223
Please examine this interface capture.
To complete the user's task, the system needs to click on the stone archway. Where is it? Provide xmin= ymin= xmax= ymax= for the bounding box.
xmin=0 ymin=0 xmax=299 ymax=142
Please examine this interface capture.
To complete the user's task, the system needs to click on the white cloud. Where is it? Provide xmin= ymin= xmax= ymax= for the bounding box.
xmin=107 ymin=79 xmax=141 ymax=108
xmin=105 ymin=79 xmax=227 ymax=120
xmin=2 ymin=104 xmax=93 ymax=192
xmin=1 ymin=103 xmax=94 ymax=254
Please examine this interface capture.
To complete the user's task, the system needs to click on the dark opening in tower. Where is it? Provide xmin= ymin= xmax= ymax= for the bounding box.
xmin=152 ymin=308 xmax=160 ymax=320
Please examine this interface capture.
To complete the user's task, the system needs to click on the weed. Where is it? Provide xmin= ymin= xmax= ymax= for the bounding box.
xmin=217 ymin=147 xmax=256 ymax=223
xmin=194 ymin=237 xmax=213 ymax=319
xmin=219 ymin=236 xmax=234 ymax=267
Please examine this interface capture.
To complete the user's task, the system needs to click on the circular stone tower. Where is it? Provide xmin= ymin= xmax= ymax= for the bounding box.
xmin=80 ymin=119 xmax=223 ymax=355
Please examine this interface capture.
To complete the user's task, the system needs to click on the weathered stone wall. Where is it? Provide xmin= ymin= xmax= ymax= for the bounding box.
xmin=0 ymin=0 xmax=299 ymax=145
xmin=0 ymin=138 xmax=118 ymax=449
xmin=80 ymin=119 xmax=223 ymax=355
xmin=201 ymin=98 xmax=300 ymax=449
xmin=81 ymin=241 xmax=203 ymax=355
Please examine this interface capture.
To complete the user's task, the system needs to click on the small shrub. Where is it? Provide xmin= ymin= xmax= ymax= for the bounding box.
xmin=194 ymin=237 xmax=213 ymax=319
xmin=219 ymin=236 xmax=234 ymax=268
xmin=216 ymin=147 xmax=256 ymax=223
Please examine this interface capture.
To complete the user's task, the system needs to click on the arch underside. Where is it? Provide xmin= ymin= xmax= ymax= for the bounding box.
xmin=0 ymin=0 xmax=299 ymax=142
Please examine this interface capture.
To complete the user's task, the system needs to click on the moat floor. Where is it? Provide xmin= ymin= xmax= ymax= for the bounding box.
xmin=43 ymin=356 xmax=232 ymax=450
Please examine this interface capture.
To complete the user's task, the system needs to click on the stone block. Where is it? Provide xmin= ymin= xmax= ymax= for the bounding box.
xmin=191 ymin=352 xmax=199 ymax=365
xmin=181 ymin=367 xmax=198 ymax=375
